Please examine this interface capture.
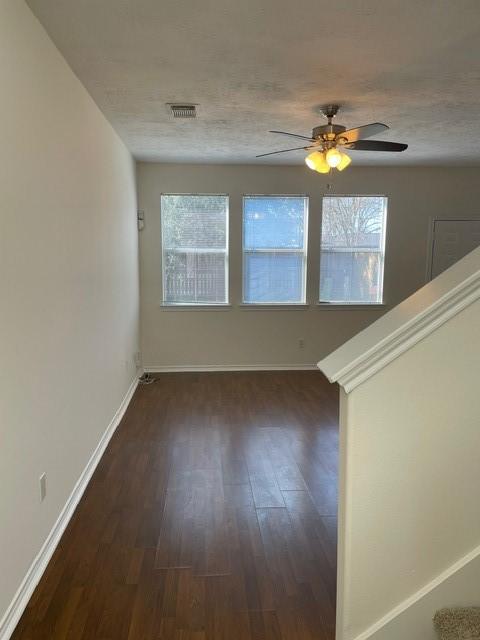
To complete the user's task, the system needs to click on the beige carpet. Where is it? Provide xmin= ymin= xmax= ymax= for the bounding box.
xmin=434 ymin=608 xmax=480 ymax=640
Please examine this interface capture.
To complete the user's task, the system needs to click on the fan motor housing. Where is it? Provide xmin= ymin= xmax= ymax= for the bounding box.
xmin=312 ymin=123 xmax=346 ymax=140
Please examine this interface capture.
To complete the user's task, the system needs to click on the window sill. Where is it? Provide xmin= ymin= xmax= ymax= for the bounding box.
xmin=316 ymin=302 xmax=386 ymax=310
xmin=239 ymin=303 xmax=310 ymax=310
xmin=160 ymin=303 xmax=232 ymax=311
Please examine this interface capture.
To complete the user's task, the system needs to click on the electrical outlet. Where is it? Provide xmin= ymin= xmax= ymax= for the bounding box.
xmin=39 ymin=473 xmax=47 ymax=502
xmin=298 ymin=338 xmax=305 ymax=349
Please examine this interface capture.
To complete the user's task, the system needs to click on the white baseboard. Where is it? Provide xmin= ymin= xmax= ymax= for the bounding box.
xmin=0 ymin=375 xmax=139 ymax=640
xmin=143 ymin=364 xmax=317 ymax=373
xmin=352 ymin=542 xmax=480 ymax=640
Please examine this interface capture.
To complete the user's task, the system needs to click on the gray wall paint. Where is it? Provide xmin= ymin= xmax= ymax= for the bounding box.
xmin=0 ymin=0 xmax=139 ymax=623
xmin=138 ymin=163 xmax=480 ymax=368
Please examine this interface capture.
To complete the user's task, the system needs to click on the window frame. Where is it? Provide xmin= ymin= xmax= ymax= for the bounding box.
xmin=242 ymin=194 xmax=309 ymax=305
xmin=160 ymin=193 xmax=230 ymax=306
xmin=319 ymin=194 xmax=388 ymax=306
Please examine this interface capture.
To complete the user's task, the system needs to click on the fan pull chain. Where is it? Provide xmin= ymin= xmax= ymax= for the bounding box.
xmin=325 ymin=169 xmax=336 ymax=194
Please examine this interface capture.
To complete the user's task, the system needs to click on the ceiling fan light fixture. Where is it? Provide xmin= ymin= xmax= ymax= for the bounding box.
xmin=305 ymin=151 xmax=330 ymax=173
xmin=326 ymin=147 xmax=342 ymax=168
xmin=337 ymin=152 xmax=352 ymax=171
xmin=259 ymin=106 xmax=407 ymax=166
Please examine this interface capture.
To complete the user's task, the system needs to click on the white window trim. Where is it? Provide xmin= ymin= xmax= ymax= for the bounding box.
xmin=242 ymin=195 xmax=309 ymax=305
xmin=159 ymin=303 xmax=232 ymax=311
xmin=161 ymin=193 xmax=229 ymax=306
xmin=316 ymin=302 xmax=386 ymax=310
xmin=319 ymin=195 xmax=388 ymax=305
xmin=238 ymin=303 xmax=310 ymax=310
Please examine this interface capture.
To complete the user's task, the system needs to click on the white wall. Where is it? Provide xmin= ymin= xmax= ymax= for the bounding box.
xmin=337 ymin=297 xmax=480 ymax=640
xmin=0 ymin=0 xmax=139 ymax=628
xmin=367 ymin=553 xmax=480 ymax=640
xmin=137 ymin=162 xmax=480 ymax=369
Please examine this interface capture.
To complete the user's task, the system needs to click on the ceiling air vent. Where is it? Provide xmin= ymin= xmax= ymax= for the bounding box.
xmin=169 ymin=104 xmax=197 ymax=119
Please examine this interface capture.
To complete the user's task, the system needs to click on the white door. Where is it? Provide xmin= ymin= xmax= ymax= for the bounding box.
xmin=430 ymin=219 xmax=480 ymax=280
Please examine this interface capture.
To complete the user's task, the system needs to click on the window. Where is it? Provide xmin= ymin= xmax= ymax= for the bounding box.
xmin=319 ymin=196 xmax=387 ymax=304
xmin=161 ymin=194 xmax=228 ymax=304
xmin=243 ymin=196 xmax=308 ymax=304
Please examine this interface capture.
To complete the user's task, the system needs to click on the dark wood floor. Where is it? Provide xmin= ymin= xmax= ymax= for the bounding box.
xmin=12 ymin=371 xmax=339 ymax=640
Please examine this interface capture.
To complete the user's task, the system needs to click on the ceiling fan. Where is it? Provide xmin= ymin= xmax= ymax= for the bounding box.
xmin=256 ymin=105 xmax=407 ymax=173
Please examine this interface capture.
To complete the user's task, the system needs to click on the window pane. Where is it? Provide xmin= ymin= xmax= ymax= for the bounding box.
xmin=244 ymin=253 xmax=305 ymax=303
xmin=320 ymin=250 xmax=382 ymax=303
xmin=244 ymin=196 xmax=306 ymax=249
xmin=320 ymin=196 xmax=387 ymax=303
xmin=243 ymin=196 xmax=308 ymax=303
xmin=162 ymin=195 xmax=227 ymax=249
xmin=161 ymin=195 xmax=228 ymax=304
xmin=321 ymin=196 xmax=385 ymax=249
xmin=164 ymin=251 xmax=226 ymax=304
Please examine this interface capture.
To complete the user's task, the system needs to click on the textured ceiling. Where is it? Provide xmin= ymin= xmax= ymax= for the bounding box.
xmin=27 ymin=0 xmax=480 ymax=165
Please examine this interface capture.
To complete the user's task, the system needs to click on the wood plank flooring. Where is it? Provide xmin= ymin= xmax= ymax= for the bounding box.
xmin=12 ymin=371 xmax=339 ymax=640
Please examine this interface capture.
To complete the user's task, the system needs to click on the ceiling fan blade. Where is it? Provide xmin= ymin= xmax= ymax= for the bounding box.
xmin=344 ymin=140 xmax=408 ymax=152
xmin=256 ymin=145 xmax=314 ymax=158
xmin=269 ymin=130 xmax=316 ymax=142
xmin=338 ymin=123 xmax=389 ymax=143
